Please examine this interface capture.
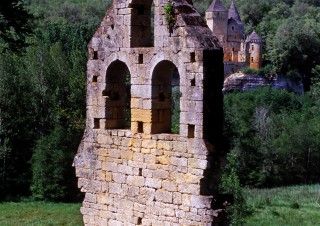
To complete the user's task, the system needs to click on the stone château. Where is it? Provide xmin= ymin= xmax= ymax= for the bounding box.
xmin=206 ymin=0 xmax=263 ymax=76
xmin=74 ymin=0 xmax=225 ymax=225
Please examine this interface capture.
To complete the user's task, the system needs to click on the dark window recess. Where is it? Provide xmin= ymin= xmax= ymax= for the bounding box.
xmin=138 ymin=121 xmax=143 ymax=133
xmin=139 ymin=168 xmax=142 ymax=176
xmin=93 ymin=51 xmax=98 ymax=60
xmin=92 ymin=76 xmax=98 ymax=83
xmin=251 ymin=57 xmax=254 ymax=62
xmin=188 ymin=124 xmax=195 ymax=138
xmin=232 ymin=47 xmax=234 ymax=51
xmin=232 ymin=26 xmax=234 ymax=31
xmin=137 ymin=217 xmax=142 ymax=225
xmin=190 ymin=52 xmax=196 ymax=63
xmin=190 ymin=78 xmax=196 ymax=86
xmin=110 ymin=24 xmax=114 ymax=30
xmin=102 ymin=89 xmax=119 ymax=100
xmin=94 ymin=118 xmax=100 ymax=129
xmin=138 ymin=54 xmax=143 ymax=64
xmin=136 ymin=5 xmax=145 ymax=15
xmin=158 ymin=92 xmax=165 ymax=101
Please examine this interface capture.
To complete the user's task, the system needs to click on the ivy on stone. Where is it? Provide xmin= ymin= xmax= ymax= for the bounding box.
xmin=164 ymin=2 xmax=176 ymax=34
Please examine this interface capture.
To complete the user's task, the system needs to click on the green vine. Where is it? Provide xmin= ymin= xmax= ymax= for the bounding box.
xmin=164 ymin=2 xmax=176 ymax=34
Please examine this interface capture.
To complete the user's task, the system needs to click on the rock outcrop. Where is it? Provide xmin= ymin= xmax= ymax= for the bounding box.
xmin=223 ymin=72 xmax=304 ymax=94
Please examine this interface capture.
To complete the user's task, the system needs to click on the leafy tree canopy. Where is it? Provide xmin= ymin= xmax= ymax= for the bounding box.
xmin=0 ymin=0 xmax=34 ymax=52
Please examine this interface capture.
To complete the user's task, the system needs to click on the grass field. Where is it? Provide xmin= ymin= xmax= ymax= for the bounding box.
xmin=0 ymin=201 xmax=83 ymax=226
xmin=244 ymin=184 xmax=320 ymax=226
xmin=0 ymin=185 xmax=319 ymax=225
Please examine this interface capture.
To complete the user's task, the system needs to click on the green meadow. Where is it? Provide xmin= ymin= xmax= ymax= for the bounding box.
xmin=244 ymin=184 xmax=320 ymax=226
xmin=0 ymin=185 xmax=319 ymax=225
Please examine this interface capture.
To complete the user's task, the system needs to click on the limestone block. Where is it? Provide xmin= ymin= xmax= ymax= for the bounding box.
xmin=157 ymin=155 xmax=170 ymax=165
xmin=131 ymin=97 xmax=143 ymax=108
xmin=145 ymin=177 xmax=162 ymax=189
xmin=131 ymin=84 xmax=151 ymax=98
xmin=105 ymin=162 xmax=118 ymax=173
xmin=112 ymin=173 xmax=126 ymax=183
xmin=97 ymin=134 xmax=114 ymax=144
xmin=84 ymin=193 xmax=97 ymax=204
xmin=142 ymin=139 xmax=157 ymax=149
xmin=170 ymin=157 xmax=188 ymax=167
xmin=162 ymin=180 xmax=177 ymax=192
xmin=120 ymin=150 xmax=133 ymax=160
xmin=144 ymin=154 xmax=157 ymax=164
xmin=109 ymin=149 xmax=121 ymax=159
xmin=97 ymin=195 xmax=114 ymax=205
xmin=152 ymin=170 xmax=169 ymax=179
xmin=132 ymin=152 xmax=144 ymax=162
xmin=109 ymin=182 xmax=122 ymax=195
xmin=190 ymin=195 xmax=212 ymax=209
xmin=141 ymin=148 xmax=151 ymax=154
xmin=157 ymin=140 xmax=172 ymax=151
xmin=131 ymin=109 xmax=152 ymax=123
xmin=173 ymin=192 xmax=182 ymax=205
xmin=140 ymin=187 xmax=156 ymax=204
xmin=127 ymin=176 xmax=145 ymax=187
xmin=108 ymin=220 xmax=123 ymax=226
xmin=155 ymin=189 xmax=173 ymax=203
xmin=178 ymin=183 xmax=200 ymax=194
xmin=188 ymin=158 xmax=208 ymax=170
xmin=128 ymin=186 xmax=140 ymax=197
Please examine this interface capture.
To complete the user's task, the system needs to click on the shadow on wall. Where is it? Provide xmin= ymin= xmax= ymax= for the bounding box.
xmin=201 ymin=49 xmax=231 ymax=226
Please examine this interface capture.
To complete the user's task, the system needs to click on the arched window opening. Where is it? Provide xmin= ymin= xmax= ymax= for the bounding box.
xmin=129 ymin=0 xmax=154 ymax=47
xmin=103 ymin=60 xmax=131 ymax=129
xmin=151 ymin=61 xmax=180 ymax=134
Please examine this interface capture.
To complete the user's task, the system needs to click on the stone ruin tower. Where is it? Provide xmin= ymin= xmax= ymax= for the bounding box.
xmin=74 ymin=0 xmax=224 ymax=225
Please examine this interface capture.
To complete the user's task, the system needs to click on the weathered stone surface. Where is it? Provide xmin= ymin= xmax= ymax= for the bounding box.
xmin=74 ymin=0 xmax=224 ymax=225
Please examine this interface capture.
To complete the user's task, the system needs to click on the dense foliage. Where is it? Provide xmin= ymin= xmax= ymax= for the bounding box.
xmin=224 ymin=86 xmax=320 ymax=187
xmin=0 ymin=0 xmax=35 ymax=52
xmin=0 ymin=0 xmax=110 ymax=201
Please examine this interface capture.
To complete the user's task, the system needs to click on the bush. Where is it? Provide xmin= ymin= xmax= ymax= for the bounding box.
xmin=220 ymin=151 xmax=248 ymax=226
xmin=31 ymin=126 xmax=81 ymax=201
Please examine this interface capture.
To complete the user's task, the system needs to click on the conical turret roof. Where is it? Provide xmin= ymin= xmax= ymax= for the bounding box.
xmin=228 ymin=1 xmax=242 ymax=23
xmin=206 ymin=0 xmax=227 ymax=12
xmin=246 ymin=31 xmax=262 ymax=42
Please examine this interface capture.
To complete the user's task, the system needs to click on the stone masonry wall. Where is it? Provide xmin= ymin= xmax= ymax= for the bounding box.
xmin=76 ymin=131 xmax=218 ymax=225
xmin=74 ymin=0 xmax=224 ymax=225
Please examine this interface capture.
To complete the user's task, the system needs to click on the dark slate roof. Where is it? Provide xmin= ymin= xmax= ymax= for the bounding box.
xmin=206 ymin=0 xmax=227 ymax=12
xmin=246 ymin=31 xmax=262 ymax=42
xmin=228 ymin=1 xmax=242 ymax=23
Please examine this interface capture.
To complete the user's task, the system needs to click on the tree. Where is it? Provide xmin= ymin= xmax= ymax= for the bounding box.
xmin=267 ymin=17 xmax=320 ymax=90
xmin=0 ymin=0 xmax=34 ymax=52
